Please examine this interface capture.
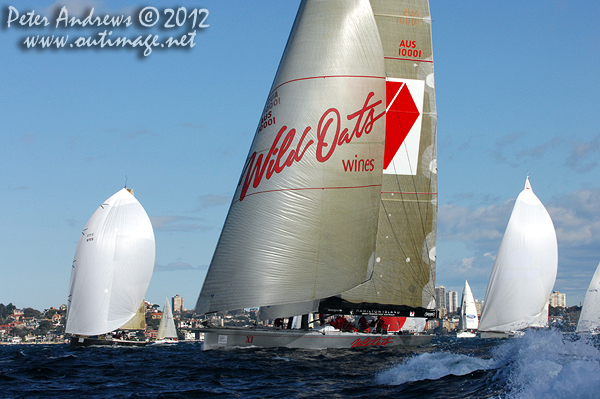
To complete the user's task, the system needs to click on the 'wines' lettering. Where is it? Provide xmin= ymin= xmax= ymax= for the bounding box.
xmin=342 ymin=155 xmax=375 ymax=172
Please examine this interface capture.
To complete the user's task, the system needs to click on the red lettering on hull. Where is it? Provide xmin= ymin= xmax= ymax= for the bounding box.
xmin=350 ymin=336 xmax=394 ymax=348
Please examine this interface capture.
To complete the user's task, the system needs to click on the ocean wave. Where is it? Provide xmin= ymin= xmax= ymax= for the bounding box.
xmin=376 ymin=329 xmax=600 ymax=399
xmin=499 ymin=330 xmax=600 ymax=399
xmin=375 ymin=351 xmax=496 ymax=385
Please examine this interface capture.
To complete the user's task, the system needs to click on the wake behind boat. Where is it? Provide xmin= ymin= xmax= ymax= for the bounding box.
xmin=195 ymin=0 xmax=438 ymax=350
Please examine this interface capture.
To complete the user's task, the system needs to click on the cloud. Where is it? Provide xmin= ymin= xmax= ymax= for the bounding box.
xmin=490 ymin=132 xmax=526 ymax=164
xmin=566 ymin=135 xmax=600 ymax=173
xmin=516 ymin=137 xmax=562 ymax=159
xmin=18 ymin=133 xmax=35 ymax=144
xmin=196 ymin=194 xmax=231 ymax=210
xmin=65 ymin=218 xmax=80 ymax=228
xmin=178 ymin=123 xmax=205 ymax=130
xmin=150 ymin=215 xmax=212 ymax=232
xmin=122 ymin=129 xmax=157 ymax=140
xmin=438 ymin=200 xmax=513 ymax=247
xmin=154 ymin=261 xmax=208 ymax=272
xmin=438 ymin=186 xmax=600 ymax=303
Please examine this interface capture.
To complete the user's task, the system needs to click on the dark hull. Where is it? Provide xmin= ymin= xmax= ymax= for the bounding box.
xmin=69 ymin=336 xmax=148 ymax=347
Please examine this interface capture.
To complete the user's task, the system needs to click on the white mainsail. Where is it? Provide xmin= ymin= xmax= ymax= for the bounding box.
xmin=478 ymin=178 xmax=558 ymax=333
xmin=577 ymin=261 xmax=600 ymax=333
xmin=458 ymin=280 xmax=478 ymax=331
xmin=196 ymin=0 xmax=387 ymax=315
xmin=157 ymin=297 xmax=178 ymax=340
xmin=66 ymin=188 xmax=155 ymax=336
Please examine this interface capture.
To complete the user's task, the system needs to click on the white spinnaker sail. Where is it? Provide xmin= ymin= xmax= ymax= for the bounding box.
xmin=66 ymin=188 xmax=155 ymax=336
xmin=196 ymin=0 xmax=387 ymax=315
xmin=459 ymin=280 xmax=478 ymax=331
xmin=577 ymin=261 xmax=600 ymax=332
xmin=157 ymin=298 xmax=177 ymax=340
xmin=530 ymin=299 xmax=549 ymax=328
xmin=478 ymin=178 xmax=557 ymax=332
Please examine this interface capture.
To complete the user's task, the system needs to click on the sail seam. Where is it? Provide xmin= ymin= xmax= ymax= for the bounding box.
xmin=271 ymin=75 xmax=386 ymax=93
xmin=384 ymin=56 xmax=433 ymax=63
xmin=237 ymin=184 xmax=383 ymax=201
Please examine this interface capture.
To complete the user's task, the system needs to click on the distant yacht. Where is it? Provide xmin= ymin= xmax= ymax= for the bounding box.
xmin=457 ymin=280 xmax=478 ymax=338
xmin=66 ymin=187 xmax=155 ymax=347
xmin=478 ymin=177 xmax=558 ymax=339
xmin=576 ymin=261 xmax=600 ymax=334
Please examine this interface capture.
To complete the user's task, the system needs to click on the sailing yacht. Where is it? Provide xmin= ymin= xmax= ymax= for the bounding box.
xmin=478 ymin=178 xmax=558 ymax=339
xmin=66 ymin=188 xmax=155 ymax=347
xmin=456 ymin=280 xmax=479 ymax=338
xmin=576 ymin=261 xmax=600 ymax=334
xmin=195 ymin=0 xmax=437 ymax=350
xmin=154 ymin=298 xmax=179 ymax=344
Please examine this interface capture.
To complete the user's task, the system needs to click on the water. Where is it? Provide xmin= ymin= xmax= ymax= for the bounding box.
xmin=1 ymin=329 xmax=599 ymax=398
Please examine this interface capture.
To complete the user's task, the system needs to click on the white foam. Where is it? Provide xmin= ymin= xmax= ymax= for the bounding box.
xmin=499 ymin=330 xmax=600 ymax=399
xmin=376 ymin=351 xmax=495 ymax=385
xmin=376 ymin=329 xmax=600 ymax=398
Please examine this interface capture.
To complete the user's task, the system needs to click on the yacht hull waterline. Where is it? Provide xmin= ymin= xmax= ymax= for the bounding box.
xmin=69 ymin=336 xmax=148 ymax=347
xmin=200 ymin=328 xmax=432 ymax=350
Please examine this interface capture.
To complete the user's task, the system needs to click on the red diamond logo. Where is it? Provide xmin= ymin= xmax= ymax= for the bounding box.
xmin=384 ymin=80 xmax=420 ymax=170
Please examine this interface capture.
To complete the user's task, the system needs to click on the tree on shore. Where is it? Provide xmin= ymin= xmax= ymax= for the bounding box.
xmin=0 ymin=303 xmax=17 ymax=322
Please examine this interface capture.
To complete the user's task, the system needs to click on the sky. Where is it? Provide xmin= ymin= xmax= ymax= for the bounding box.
xmin=1 ymin=0 xmax=599 ymax=311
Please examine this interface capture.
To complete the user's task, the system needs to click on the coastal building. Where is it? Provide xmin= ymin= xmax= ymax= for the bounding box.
xmin=549 ymin=291 xmax=566 ymax=308
xmin=172 ymin=295 xmax=184 ymax=314
xmin=435 ymin=286 xmax=446 ymax=311
xmin=446 ymin=291 xmax=458 ymax=314
xmin=475 ymin=299 xmax=484 ymax=316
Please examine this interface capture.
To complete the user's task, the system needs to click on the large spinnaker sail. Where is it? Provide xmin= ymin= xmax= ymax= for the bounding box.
xmin=458 ymin=280 xmax=479 ymax=331
xmin=478 ymin=178 xmax=558 ymax=332
xmin=328 ymin=0 xmax=437 ymax=314
xmin=196 ymin=0 xmax=387 ymax=315
xmin=577 ymin=261 xmax=600 ymax=332
xmin=66 ymin=188 xmax=155 ymax=336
